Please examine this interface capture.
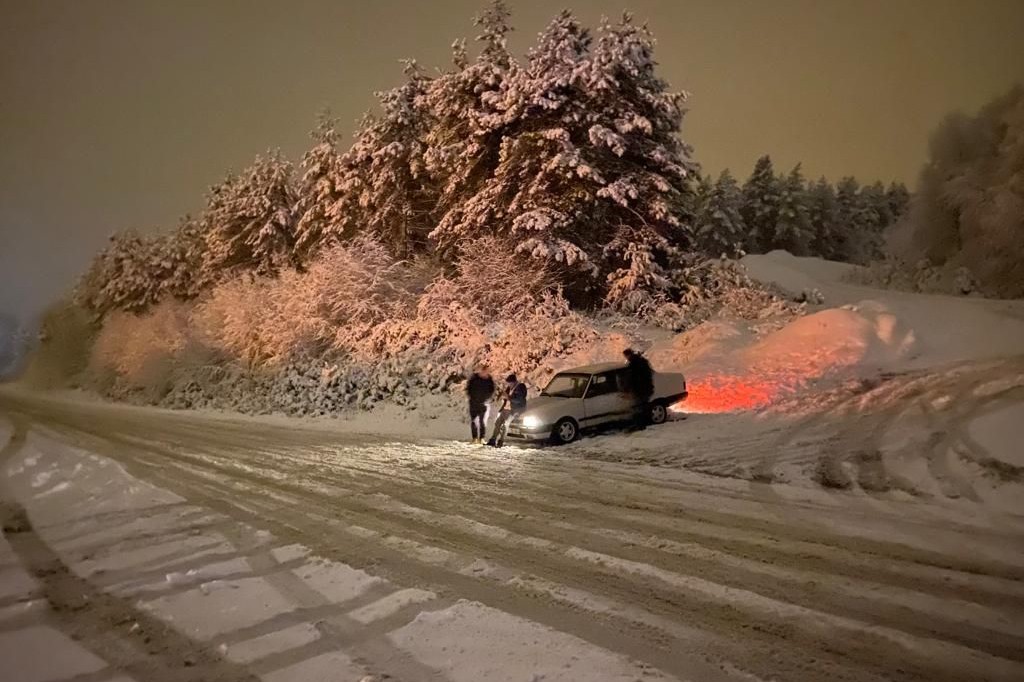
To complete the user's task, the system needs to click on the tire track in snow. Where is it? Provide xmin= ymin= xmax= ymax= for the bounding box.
xmin=36 ymin=419 xmax=1019 ymax=679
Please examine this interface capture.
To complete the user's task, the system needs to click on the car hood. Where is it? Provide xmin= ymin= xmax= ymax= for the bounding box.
xmin=522 ymin=395 xmax=577 ymax=421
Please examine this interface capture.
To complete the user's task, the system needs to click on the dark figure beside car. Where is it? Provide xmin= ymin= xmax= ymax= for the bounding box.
xmin=622 ymin=348 xmax=654 ymax=431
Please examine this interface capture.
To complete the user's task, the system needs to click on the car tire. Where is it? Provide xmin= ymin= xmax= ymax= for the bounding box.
xmin=551 ymin=418 xmax=579 ymax=444
xmin=649 ymin=401 xmax=668 ymax=425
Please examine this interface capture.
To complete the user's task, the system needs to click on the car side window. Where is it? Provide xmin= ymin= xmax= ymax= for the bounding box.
xmin=613 ymin=370 xmax=629 ymax=393
xmin=586 ymin=373 xmax=617 ymax=398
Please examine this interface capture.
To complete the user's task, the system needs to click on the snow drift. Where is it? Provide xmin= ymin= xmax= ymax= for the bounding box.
xmin=647 ymin=251 xmax=1024 ymax=414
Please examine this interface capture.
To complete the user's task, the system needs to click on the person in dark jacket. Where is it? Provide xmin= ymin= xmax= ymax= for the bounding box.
xmin=488 ymin=374 xmax=527 ymax=447
xmin=466 ymin=366 xmax=495 ymax=445
xmin=622 ymin=348 xmax=654 ymax=431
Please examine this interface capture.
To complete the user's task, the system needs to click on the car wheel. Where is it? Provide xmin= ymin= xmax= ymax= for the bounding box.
xmin=649 ymin=401 xmax=668 ymax=425
xmin=551 ymin=418 xmax=579 ymax=444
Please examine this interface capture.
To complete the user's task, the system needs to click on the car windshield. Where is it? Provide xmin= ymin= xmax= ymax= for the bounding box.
xmin=541 ymin=373 xmax=590 ymax=398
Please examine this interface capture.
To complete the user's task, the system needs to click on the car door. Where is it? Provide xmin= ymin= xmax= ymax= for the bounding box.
xmin=582 ymin=371 xmax=632 ymax=427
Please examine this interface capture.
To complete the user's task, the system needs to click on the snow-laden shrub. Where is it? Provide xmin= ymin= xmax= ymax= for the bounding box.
xmin=618 ymin=258 xmax=803 ymax=332
xmin=846 ymin=258 xmax=981 ymax=297
xmin=193 ymin=237 xmax=425 ymax=368
xmin=87 ymin=301 xmax=204 ymax=401
xmin=19 ymin=300 xmax=97 ymax=389
xmin=452 ymin=236 xmax=556 ymax=317
xmin=81 ymin=229 xmax=805 ymax=417
xmin=84 ymin=235 xmax=603 ymax=413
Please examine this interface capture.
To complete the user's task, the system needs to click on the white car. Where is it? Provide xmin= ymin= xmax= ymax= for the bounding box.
xmin=506 ymin=362 xmax=688 ymax=444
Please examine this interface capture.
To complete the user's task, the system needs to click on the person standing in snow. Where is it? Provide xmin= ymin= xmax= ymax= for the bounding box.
xmin=488 ymin=374 xmax=527 ymax=448
xmin=466 ymin=366 xmax=495 ymax=445
xmin=622 ymin=348 xmax=654 ymax=431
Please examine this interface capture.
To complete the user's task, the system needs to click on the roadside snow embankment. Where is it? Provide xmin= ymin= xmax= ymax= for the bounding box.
xmin=647 ymin=251 xmax=1024 ymax=414
xmin=742 ymin=251 xmax=1024 ymax=369
xmin=657 ymin=306 xmax=917 ymax=413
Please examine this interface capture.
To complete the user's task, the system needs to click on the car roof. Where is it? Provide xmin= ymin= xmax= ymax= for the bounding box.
xmin=554 ymin=362 xmax=625 ymax=375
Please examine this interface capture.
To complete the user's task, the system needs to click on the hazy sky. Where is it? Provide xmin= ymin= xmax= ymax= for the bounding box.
xmin=2 ymin=0 xmax=1022 ymax=321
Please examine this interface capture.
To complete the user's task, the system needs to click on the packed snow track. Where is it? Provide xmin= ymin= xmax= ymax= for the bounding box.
xmin=2 ymin=387 xmax=1023 ymax=682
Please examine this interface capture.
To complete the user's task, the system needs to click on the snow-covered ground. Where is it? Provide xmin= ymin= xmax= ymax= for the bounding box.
xmin=2 ymin=253 xmax=1023 ymax=681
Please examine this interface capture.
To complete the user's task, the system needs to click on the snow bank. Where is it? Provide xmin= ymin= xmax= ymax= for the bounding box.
xmin=742 ymin=251 xmax=1024 ymax=369
xmin=661 ymin=306 xmax=915 ymax=413
xmin=640 ymin=250 xmax=1024 ymax=413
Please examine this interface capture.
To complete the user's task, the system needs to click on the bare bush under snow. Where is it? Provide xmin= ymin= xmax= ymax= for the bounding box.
xmin=77 ymin=232 xmax=799 ymax=417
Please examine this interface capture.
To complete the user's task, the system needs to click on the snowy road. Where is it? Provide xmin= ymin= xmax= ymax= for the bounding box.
xmin=2 ymin=385 xmax=1024 ymax=682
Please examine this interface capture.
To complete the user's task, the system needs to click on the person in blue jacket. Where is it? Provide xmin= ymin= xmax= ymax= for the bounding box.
xmin=488 ymin=374 xmax=527 ymax=447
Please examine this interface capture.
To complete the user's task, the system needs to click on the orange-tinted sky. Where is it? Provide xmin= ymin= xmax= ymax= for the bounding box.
xmin=2 ymin=0 xmax=1022 ymax=320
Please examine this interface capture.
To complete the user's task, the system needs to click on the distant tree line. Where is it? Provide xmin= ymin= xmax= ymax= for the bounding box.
xmin=692 ymin=156 xmax=909 ymax=264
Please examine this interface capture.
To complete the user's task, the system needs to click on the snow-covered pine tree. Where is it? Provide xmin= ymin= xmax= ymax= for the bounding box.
xmin=885 ymin=181 xmax=910 ymax=224
xmin=334 ymin=63 xmax=433 ymax=257
xmin=773 ymin=164 xmax=812 ymax=255
xmin=201 ymin=150 xmax=298 ymax=279
xmin=846 ymin=180 xmax=889 ymax=264
xmin=424 ymin=1 xmax=517 ymax=257
xmin=695 ymin=170 xmax=745 ymax=258
xmin=694 ymin=173 xmax=713 ymax=210
xmin=741 ymin=155 xmax=782 ymax=254
xmin=76 ymin=230 xmax=163 ymax=317
xmin=863 ymin=181 xmax=889 ymax=228
xmin=806 ymin=177 xmax=838 ymax=259
xmin=157 ymin=216 xmax=206 ymax=300
xmin=429 ymin=10 xmax=598 ymax=276
xmin=294 ymin=113 xmax=344 ymax=264
xmin=425 ymin=10 xmax=697 ymax=308
xmin=832 ymin=176 xmax=863 ymax=262
xmin=587 ymin=14 xmax=697 ymax=310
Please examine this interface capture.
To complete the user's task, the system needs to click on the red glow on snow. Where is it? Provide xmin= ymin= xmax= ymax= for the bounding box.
xmin=665 ymin=307 xmax=910 ymax=415
xmin=680 ymin=375 xmax=782 ymax=414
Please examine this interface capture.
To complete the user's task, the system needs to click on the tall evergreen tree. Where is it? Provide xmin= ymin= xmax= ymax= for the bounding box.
xmin=885 ymin=181 xmax=911 ymax=223
xmin=201 ymin=151 xmax=298 ymax=279
xmin=294 ymin=113 xmax=344 ymax=263
xmin=850 ymin=181 xmax=889 ymax=263
xmin=426 ymin=10 xmax=698 ymax=308
xmin=806 ymin=177 xmax=838 ymax=258
xmin=157 ymin=215 xmax=206 ymax=300
xmin=694 ymin=173 xmax=713 ymax=209
xmin=695 ymin=170 xmax=745 ymax=257
xmin=424 ymin=1 xmax=516 ymax=254
xmin=428 ymin=10 xmax=596 ymax=271
xmin=773 ymin=164 xmax=812 ymax=255
xmin=862 ymin=181 xmax=889 ymax=228
xmin=571 ymin=13 xmax=698 ymax=308
xmin=832 ymin=176 xmax=863 ymax=262
xmin=741 ymin=155 xmax=781 ymax=253
xmin=76 ymin=230 xmax=164 ymax=317
xmin=335 ymin=63 xmax=433 ymax=256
